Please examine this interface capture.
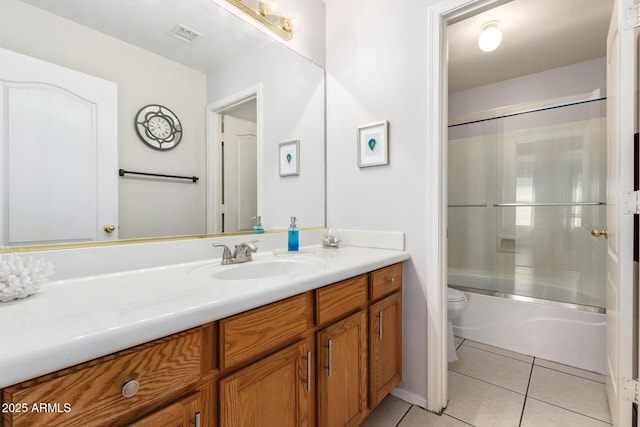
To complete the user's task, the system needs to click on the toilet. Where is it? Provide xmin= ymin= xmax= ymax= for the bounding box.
xmin=447 ymin=287 xmax=468 ymax=362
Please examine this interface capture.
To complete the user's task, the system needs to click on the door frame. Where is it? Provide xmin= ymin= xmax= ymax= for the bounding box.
xmin=206 ymin=84 xmax=263 ymax=234
xmin=425 ymin=0 xmax=523 ymax=413
xmin=427 ymin=0 xmax=637 ymax=419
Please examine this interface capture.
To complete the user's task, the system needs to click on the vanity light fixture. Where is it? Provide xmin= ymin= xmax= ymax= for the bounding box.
xmin=478 ymin=21 xmax=502 ymax=52
xmin=226 ymin=0 xmax=295 ymax=40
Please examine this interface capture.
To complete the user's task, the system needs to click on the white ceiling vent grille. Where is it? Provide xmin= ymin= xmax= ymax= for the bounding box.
xmin=169 ymin=24 xmax=204 ymax=44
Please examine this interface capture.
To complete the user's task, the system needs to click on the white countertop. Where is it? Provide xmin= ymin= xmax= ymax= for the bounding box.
xmin=0 ymin=245 xmax=409 ymax=388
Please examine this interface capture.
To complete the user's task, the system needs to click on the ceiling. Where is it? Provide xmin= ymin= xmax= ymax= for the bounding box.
xmin=447 ymin=0 xmax=614 ymax=93
xmin=19 ymin=0 xmax=275 ymax=73
xmin=20 ymin=0 xmax=613 ymax=93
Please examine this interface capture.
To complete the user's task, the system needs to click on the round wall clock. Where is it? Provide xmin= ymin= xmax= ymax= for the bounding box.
xmin=135 ymin=104 xmax=182 ymax=150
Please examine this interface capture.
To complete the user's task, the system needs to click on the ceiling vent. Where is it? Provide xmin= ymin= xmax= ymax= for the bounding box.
xmin=169 ymin=24 xmax=204 ymax=44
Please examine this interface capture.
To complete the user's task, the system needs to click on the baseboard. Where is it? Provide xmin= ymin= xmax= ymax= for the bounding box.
xmin=390 ymin=387 xmax=427 ymax=409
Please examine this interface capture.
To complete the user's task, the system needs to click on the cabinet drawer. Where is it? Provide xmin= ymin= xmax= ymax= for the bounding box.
xmin=315 ymin=274 xmax=368 ymax=326
xmin=2 ymin=329 xmax=202 ymax=427
xmin=370 ymin=264 xmax=402 ymax=301
xmin=219 ymin=293 xmax=312 ymax=370
xmin=127 ymin=390 xmax=202 ymax=427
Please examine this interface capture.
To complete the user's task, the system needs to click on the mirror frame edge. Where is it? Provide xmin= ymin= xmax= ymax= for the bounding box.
xmin=0 ymin=226 xmax=325 ymax=254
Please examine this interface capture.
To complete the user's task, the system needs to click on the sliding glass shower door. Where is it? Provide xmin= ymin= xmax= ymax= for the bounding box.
xmin=448 ymin=99 xmax=607 ymax=309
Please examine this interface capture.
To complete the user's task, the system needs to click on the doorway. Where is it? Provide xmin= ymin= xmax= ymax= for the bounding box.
xmin=426 ymin=1 xmax=636 ymax=424
xmin=207 ymin=86 xmax=262 ymax=234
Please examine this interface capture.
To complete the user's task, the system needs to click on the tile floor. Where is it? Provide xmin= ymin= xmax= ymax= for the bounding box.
xmin=361 ymin=337 xmax=611 ymax=427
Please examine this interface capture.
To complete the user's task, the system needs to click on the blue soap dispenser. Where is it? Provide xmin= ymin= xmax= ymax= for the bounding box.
xmin=253 ymin=216 xmax=264 ymax=234
xmin=288 ymin=216 xmax=299 ymax=252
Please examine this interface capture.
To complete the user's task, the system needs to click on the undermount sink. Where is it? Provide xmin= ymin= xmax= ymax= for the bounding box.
xmin=189 ymin=257 xmax=326 ymax=281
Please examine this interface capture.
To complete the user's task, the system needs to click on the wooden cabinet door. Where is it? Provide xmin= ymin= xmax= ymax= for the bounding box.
xmin=127 ymin=391 xmax=203 ymax=427
xmin=316 ymin=310 xmax=367 ymax=427
xmin=219 ymin=339 xmax=313 ymax=427
xmin=369 ymin=292 xmax=402 ymax=408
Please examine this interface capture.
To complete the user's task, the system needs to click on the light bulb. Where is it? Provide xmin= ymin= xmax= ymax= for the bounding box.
xmin=478 ymin=21 xmax=502 ymax=52
xmin=258 ymin=1 xmax=277 ymax=16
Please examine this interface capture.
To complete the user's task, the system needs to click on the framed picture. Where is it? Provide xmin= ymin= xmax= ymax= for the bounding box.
xmin=357 ymin=120 xmax=389 ymax=167
xmin=279 ymin=140 xmax=300 ymax=176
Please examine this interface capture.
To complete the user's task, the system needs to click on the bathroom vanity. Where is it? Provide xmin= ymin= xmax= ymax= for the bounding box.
xmin=0 ymin=244 xmax=407 ymax=427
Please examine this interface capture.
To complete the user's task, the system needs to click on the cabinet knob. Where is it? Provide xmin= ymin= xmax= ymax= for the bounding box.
xmin=387 ymin=276 xmax=396 ymax=284
xmin=121 ymin=380 xmax=140 ymax=398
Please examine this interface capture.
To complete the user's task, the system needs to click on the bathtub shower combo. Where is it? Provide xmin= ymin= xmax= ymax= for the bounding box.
xmin=447 ymin=95 xmax=607 ymax=373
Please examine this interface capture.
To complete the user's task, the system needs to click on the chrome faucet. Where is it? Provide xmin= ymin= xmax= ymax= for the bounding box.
xmin=213 ymin=240 xmax=259 ymax=265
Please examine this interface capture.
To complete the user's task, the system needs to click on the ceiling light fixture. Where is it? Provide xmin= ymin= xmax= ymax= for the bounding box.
xmin=478 ymin=21 xmax=502 ymax=52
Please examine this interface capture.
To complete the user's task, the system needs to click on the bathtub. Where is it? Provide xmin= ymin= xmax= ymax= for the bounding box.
xmin=449 ymin=273 xmax=606 ymax=374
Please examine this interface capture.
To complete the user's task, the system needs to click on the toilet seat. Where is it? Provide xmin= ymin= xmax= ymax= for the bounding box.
xmin=447 ymin=288 xmax=466 ymax=302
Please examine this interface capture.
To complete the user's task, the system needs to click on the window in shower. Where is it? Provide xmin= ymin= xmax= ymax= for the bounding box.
xmin=448 ymin=98 xmax=607 ymax=309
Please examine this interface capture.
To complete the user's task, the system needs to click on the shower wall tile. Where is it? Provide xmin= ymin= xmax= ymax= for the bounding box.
xmin=448 ymin=207 xmax=496 ymax=274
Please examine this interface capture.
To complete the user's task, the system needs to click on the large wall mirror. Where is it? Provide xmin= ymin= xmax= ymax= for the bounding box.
xmin=0 ymin=0 xmax=325 ymax=248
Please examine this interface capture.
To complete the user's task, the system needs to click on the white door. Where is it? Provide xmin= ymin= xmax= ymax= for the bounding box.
xmin=0 ymin=47 xmax=118 ymax=246
xmin=236 ymin=133 xmax=258 ymax=231
xmin=220 ymin=114 xmax=257 ymax=233
xmin=605 ymin=1 xmax=637 ymax=425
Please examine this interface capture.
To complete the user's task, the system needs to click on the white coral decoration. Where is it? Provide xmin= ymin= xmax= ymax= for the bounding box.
xmin=0 ymin=254 xmax=54 ymax=302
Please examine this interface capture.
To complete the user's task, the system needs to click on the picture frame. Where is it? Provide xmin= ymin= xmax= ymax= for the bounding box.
xmin=279 ymin=140 xmax=300 ymax=176
xmin=357 ymin=120 xmax=389 ymax=167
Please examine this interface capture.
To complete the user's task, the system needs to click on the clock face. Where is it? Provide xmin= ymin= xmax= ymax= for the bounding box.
xmin=148 ymin=116 xmax=172 ymax=139
xmin=135 ymin=105 xmax=182 ymax=150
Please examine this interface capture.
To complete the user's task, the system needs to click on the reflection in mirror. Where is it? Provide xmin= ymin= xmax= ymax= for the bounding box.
xmin=0 ymin=0 xmax=325 ymax=248
xmin=215 ymin=96 xmax=258 ymax=233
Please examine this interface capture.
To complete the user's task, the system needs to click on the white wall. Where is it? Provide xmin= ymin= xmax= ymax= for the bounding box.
xmin=449 ymin=57 xmax=606 ymax=120
xmin=207 ymin=43 xmax=325 ymax=230
xmin=0 ymin=0 xmax=208 ymax=239
xmin=326 ymin=0 xmax=438 ymax=402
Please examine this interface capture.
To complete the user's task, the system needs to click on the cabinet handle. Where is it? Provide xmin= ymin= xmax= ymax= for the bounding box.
xmin=191 ymin=412 xmax=201 ymax=427
xmin=387 ymin=276 xmax=395 ymax=284
xmin=304 ymin=351 xmax=312 ymax=392
xmin=378 ymin=310 xmax=383 ymax=340
xmin=121 ymin=380 xmax=140 ymax=398
xmin=324 ymin=340 xmax=333 ymax=377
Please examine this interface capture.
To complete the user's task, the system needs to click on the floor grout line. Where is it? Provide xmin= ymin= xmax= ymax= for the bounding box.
xmin=457 ymin=337 xmax=604 ymax=384
xmin=531 ymin=363 xmax=606 ymax=384
xmin=442 ymin=411 xmax=476 ymax=426
xmin=366 ymin=337 xmax=611 ymax=427
xmin=517 ymin=357 xmax=536 ymax=426
xmin=449 ymin=369 xmax=528 ymax=396
xmin=393 ymin=403 xmax=413 ymax=427
xmin=460 ymin=341 xmax=534 ymax=364
xmin=526 ymin=396 xmax=613 ymax=425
